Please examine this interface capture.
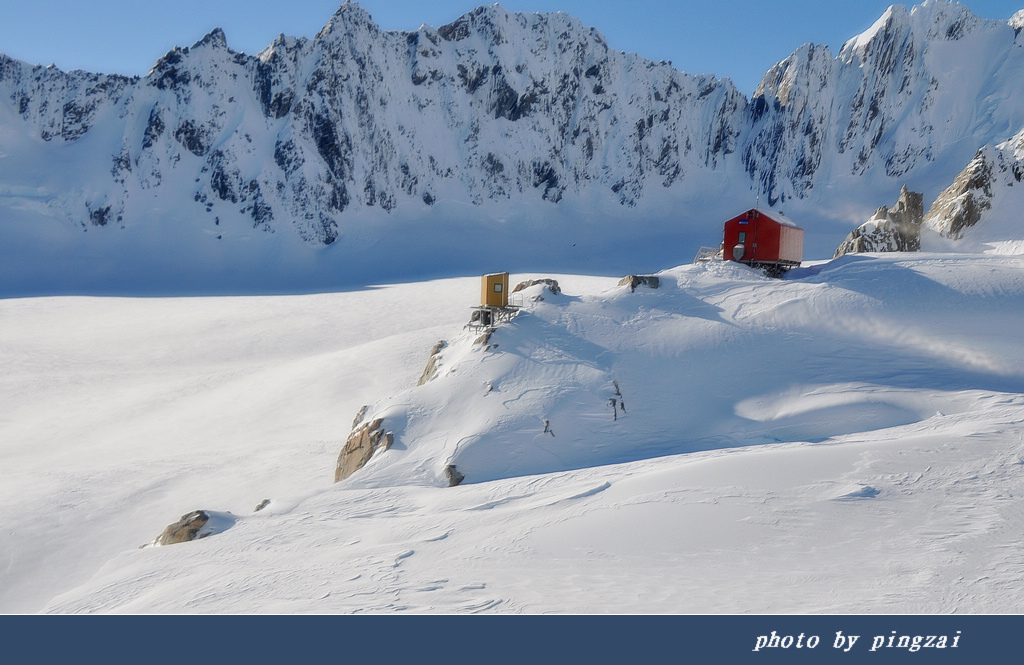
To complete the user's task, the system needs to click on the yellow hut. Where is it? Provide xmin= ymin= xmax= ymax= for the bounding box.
xmin=481 ymin=272 xmax=509 ymax=308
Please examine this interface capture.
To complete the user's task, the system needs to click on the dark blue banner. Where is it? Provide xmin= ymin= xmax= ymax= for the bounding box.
xmin=3 ymin=614 xmax=1017 ymax=664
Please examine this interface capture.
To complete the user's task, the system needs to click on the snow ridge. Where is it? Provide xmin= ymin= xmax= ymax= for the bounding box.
xmin=749 ymin=0 xmax=1024 ymax=205
xmin=2 ymin=1 xmax=1024 ymax=291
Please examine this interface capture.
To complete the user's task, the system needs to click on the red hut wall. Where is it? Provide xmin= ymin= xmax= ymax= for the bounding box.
xmin=723 ymin=209 xmax=802 ymax=265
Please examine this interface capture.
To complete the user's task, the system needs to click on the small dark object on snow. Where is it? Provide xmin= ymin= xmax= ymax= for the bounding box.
xmin=618 ymin=275 xmax=660 ymax=292
xmin=445 ymin=465 xmax=465 ymax=487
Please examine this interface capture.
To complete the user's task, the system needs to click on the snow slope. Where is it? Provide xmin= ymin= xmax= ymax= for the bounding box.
xmin=3 ymin=253 xmax=1024 ymax=613
xmin=347 ymin=256 xmax=1024 ymax=488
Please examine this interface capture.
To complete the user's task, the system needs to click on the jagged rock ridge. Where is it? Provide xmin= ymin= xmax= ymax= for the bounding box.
xmin=748 ymin=1 xmax=1024 ymax=205
xmin=0 ymin=2 xmax=749 ymax=243
xmin=1 ymin=1 xmax=1023 ymax=258
xmin=835 ymin=185 xmax=924 ymax=256
xmin=924 ymin=130 xmax=1024 ymax=239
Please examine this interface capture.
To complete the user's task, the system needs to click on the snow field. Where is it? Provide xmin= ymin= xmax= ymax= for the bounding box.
xmin=4 ymin=252 xmax=1024 ymax=612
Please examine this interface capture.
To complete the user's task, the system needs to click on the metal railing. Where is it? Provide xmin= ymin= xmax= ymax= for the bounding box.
xmin=693 ymin=246 xmax=722 ymax=263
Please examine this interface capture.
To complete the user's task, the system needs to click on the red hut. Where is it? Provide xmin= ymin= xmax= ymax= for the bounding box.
xmin=722 ymin=209 xmax=803 ymax=277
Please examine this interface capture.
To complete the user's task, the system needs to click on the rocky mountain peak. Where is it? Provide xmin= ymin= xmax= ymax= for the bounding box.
xmin=914 ymin=0 xmax=985 ymax=40
xmin=753 ymin=42 xmax=834 ymax=108
xmin=839 ymin=0 xmax=989 ymax=63
xmin=1012 ymin=9 xmax=1024 ymax=32
xmin=891 ymin=183 xmax=925 ymax=224
xmin=839 ymin=5 xmax=911 ymax=61
xmin=317 ymin=1 xmax=379 ymax=41
xmin=194 ymin=28 xmax=229 ymax=51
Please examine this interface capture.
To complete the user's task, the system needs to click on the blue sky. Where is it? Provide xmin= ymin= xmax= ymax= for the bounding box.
xmin=2 ymin=0 xmax=1022 ymax=94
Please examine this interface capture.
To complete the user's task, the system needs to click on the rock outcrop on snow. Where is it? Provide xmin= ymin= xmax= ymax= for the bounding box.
xmin=619 ymin=275 xmax=661 ymax=291
xmin=335 ymin=416 xmax=393 ymax=482
xmin=924 ymin=148 xmax=998 ymax=238
xmin=923 ymin=130 xmax=1024 ymax=239
xmin=512 ymin=278 xmax=561 ymax=295
xmin=418 ymin=340 xmax=447 ymax=386
xmin=149 ymin=509 xmax=236 ymax=546
xmin=835 ymin=185 xmax=924 ymax=256
xmin=152 ymin=510 xmax=210 ymax=546
xmin=444 ymin=465 xmax=465 ymax=487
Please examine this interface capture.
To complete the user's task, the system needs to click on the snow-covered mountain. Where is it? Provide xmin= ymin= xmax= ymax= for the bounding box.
xmin=2 ymin=1 xmax=1024 ymax=293
xmin=749 ymin=2 xmax=1024 ymax=204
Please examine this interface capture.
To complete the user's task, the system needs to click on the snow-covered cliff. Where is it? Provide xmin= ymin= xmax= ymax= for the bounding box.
xmin=748 ymin=0 xmax=1024 ymax=204
xmin=2 ymin=1 xmax=1024 ymax=292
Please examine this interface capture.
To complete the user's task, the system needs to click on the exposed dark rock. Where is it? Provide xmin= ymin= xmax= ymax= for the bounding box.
xmin=273 ymin=139 xmax=303 ymax=175
xmin=195 ymin=28 xmax=228 ymax=51
xmin=834 ymin=185 xmax=923 ymax=256
xmin=532 ymin=160 xmax=561 ymax=201
xmin=444 ymin=465 xmax=465 ymax=487
xmin=618 ymin=275 xmax=660 ymax=291
xmin=150 ymin=48 xmax=192 ymax=90
xmin=268 ymin=90 xmax=294 ymax=119
xmin=335 ymin=417 xmax=394 ymax=482
xmin=111 ymin=150 xmax=132 ymax=182
xmin=60 ymin=100 xmax=95 ymax=141
xmin=142 ymin=107 xmax=165 ymax=150
xmin=512 ymin=278 xmax=561 ymax=295
xmin=418 ymin=340 xmax=447 ymax=386
xmin=154 ymin=510 xmax=209 ymax=546
xmin=209 ymin=151 xmax=238 ymax=202
xmin=88 ymin=204 xmax=112 ymax=227
xmin=174 ymin=119 xmax=213 ymax=156
xmin=310 ymin=112 xmax=351 ymax=181
xmin=438 ymin=16 xmax=471 ymax=42
xmin=483 ymin=153 xmax=505 ymax=176
xmin=457 ymin=64 xmax=489 ymax=93
xmin=490 ymin=79 xmax=521 ymax=121
xmin=245 ymin=181 xmax=275 ymax=228
xmin=923 ymin=148 xmax=996 ymax=239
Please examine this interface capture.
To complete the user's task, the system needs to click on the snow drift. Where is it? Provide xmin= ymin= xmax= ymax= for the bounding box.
xmin=5 ymin=254 xmax=1024 ymax=612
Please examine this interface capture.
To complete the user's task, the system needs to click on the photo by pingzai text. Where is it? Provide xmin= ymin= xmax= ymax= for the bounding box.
xmin=752 ymin=630 xmax=961 ymax=653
